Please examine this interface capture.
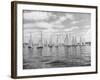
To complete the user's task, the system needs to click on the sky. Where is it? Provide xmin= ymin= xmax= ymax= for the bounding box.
xmin=23 ymin=10 xmax=91 ymax=43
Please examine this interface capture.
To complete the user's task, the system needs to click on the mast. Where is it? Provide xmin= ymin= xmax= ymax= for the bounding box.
xmin=74 ymin=36 xmax=77 ymax=45
xmin=64 ymin=33 xmax=69 ymax=46
xmin=55 ymin=34 xmax=59 ymax=47
xmin=28 ymin=32 xmax=33 ymax=48
xmin=68 ymin=33 xmax=71 ymax=46
xmin=41 ymin=31 xmax=42 ymax=45
xmin=72 ymin=36 xmax=74 ymax=46
xmin=80 ymin=37 xmax=82 ymax=46
xmin=37 ymin=31 xmax=43 ymax=49
xmin=44 ymin=39 xmax=48 ymax=47
xmin=72 ymin=36 xmax=77 ymax=46
xmin=49 ymin=34 xmax=53 ymax=48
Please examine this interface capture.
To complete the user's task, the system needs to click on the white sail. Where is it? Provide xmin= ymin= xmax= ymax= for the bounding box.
xmin=28 ymin=33 xmax=33 ymax=48
xmin=74 ymin=36 xmax=77 ymax=45
xmin=68 ymin=33 xmax=72 ymax=45
xmin=72 ymin=36 xmax=77 ymax=46
xmin=64 ymin=33 xmax=69 ymax=45
xmin=44 ymin=39 xmax=48 ymax=47
xmin=79 ymin=37 xmax=85 ymax=46
xmin=48 ymin=34 xmax=53 ymax=47
xmin=37 ymin=31 xmax=43 ymax=48
xmin=55 ymin=34 xmax=59 ymax=47
xmin=64 ymin=33 xmax=72 ymax=46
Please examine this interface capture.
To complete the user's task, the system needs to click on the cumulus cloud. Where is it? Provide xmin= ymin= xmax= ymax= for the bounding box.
xmin=36 ymin=22 xmax=53 ymax=29
xmin=24 ymin=21 xmax=55 ymax=30
xmin=84 ymin=25 xmax=91 ymax=28
xmin=65 ymin=13 xmax=74 ymax=20
xmin=54 ymin=16 xmax=67 ymax=24
xmin=24 ymin=23 xmax=47 ymax=30
xmin=52 ymin=24 xmax=65 ymax=29
xmin=71 ymin=21 xmax=79 ymax=24
xmin=53 ymin=14 xmax=74 ymax=24
xmin=24 ymin=11 xmax=52 ymax=21
xmin=64 ymin=26 xmax=79 ymax=32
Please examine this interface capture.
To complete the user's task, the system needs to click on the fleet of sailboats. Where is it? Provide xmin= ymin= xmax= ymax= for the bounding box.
xmin=27 ymin=31 xmax=89 ymax=49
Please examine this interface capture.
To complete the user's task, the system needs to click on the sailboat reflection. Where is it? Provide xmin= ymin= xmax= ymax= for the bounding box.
xmin=24 ymin=31 xmax=91 ymax=69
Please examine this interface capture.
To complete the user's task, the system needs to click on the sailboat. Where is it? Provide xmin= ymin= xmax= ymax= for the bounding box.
xmin=79 ymin=37 xmax=86 ymax=46
xmin=37 ymin=31 xmax=43 ymax=49
xmin=48 ymin=35 xmax=53 ymax=48
xmin=55 ymin=34 xmax=59 ymax=48
xmin=72 ymin=36 xmax=77 ymax=47
xmin=44 ymin=39 xmax=48 ymax=47
xmin=28 ymin=33 xmax=33 ymax=48
xmin=64 ymin=33 xmax=71 ymax=47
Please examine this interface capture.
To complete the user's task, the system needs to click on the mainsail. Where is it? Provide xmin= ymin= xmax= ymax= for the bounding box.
xmin=72 ymin=36 xmax=77 ymax=46
xmin=55 ymin=34 xmax=59 ymax=47
xmin=37 ymin=31 xmax=43 ymax=49
xmin=28 ymin=33 xmax=33 ymax=48
xmin=64 ymin=33 xmax=71 ymax=46
xmin=48 ymin=34 xmax=53 ymax=48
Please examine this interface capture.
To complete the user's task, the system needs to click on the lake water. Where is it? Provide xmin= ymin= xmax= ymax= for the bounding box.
xmin=23 ymin=45 xmax=91 ymax=69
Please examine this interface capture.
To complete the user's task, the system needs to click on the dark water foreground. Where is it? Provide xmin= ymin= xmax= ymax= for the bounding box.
xmin=23 ymin=45 xmax=91 ymax=69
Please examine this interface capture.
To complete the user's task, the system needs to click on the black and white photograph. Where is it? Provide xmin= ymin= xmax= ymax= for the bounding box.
xmin=11 ymin=1 xmax=97 ymax=78
xmin=23 ymin=10 xmax=91 ymax=69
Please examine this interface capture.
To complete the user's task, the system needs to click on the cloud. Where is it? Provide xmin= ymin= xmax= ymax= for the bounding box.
xmin=24 ymin=11 xmax=52 ymax=21
xmin=71 ymin=21 xmax=79 ymax=24
xmin=24 ymin=21 xmax=54 ymax=30
xmin=64 ymin=26 xmax=79 ymax=32
xmin=65 ymin=14 xmax=74 ymax=20
xmin=35 ymin=22 xmax=53 ymax=29
xmin=53 ymin=13 xmax=74 ymax=24
xmin=52 ymin=24 xmax=65 ymax=29
xmin=84 ymin=25 xmax=91 ymax=28
xmin=54 ymin=16 xmax=67 ymax=24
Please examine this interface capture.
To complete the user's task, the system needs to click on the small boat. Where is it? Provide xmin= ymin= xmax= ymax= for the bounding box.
xmin=37 ymin=31 xmax=43 ymax=49
xmin=55 ymin=34 xmax=59 ymax=48
xmin=28 ymin=33 xmax=33 ymax=48
xmin=44 ymin=39 xmax=48 ymax=47
xmin=37 ymin=45 xmax=43 ymax=49
xmin=37 ymin=41 xmax=43 ymax=49
xmin=79 ymin=37 xmax=85 ymax=47
xmin=72 ymin=36 xmax=77 ymax=47
xmin=48 ymin=35 xmax=53 ymax=48
xmin=64 ymin=33 xmax=71 ymax=47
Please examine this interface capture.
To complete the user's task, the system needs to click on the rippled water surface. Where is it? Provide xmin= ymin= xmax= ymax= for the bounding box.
xmin=23 ymin=45 xmax=91 ymax=69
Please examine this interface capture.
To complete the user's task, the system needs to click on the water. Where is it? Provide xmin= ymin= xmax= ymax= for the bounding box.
xmin=23 ymin=45 xmax=91 ymax=69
